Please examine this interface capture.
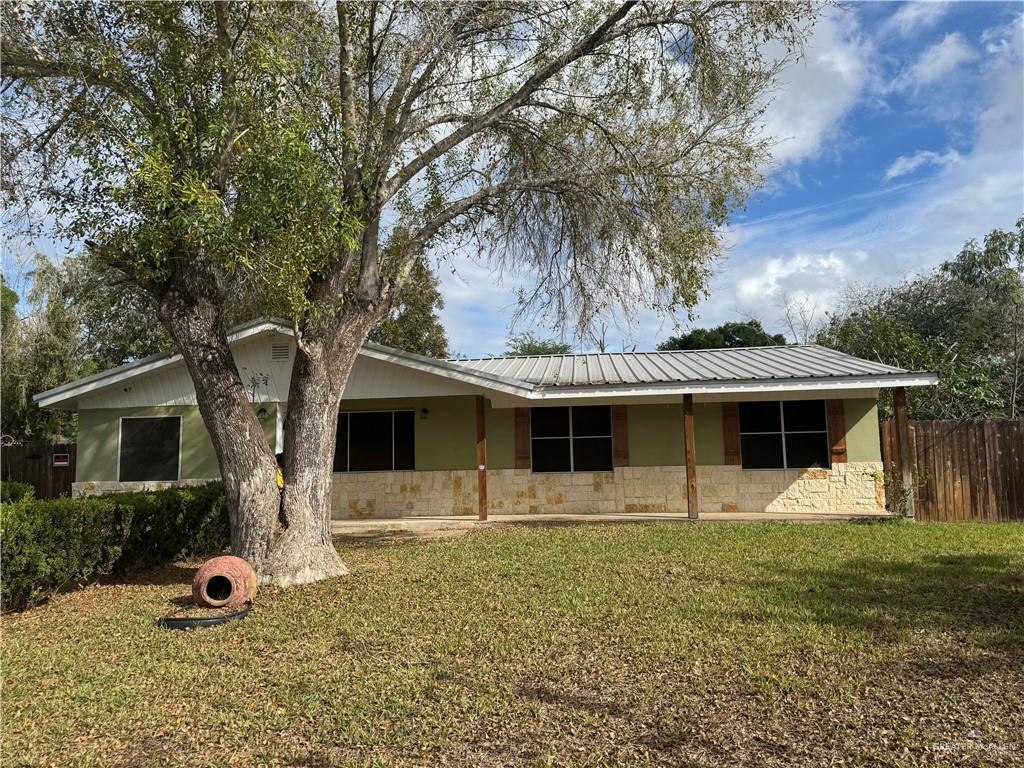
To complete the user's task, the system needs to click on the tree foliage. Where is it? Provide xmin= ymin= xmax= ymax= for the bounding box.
xmin=2 ymin=1 xmax=818 ymax=583
xmin=657 ymin=320 xmax=786 ymax=351
xmin=0 ymin=256 xmax=175 ymax=443
xmin=817 ymin=219 xmax=1024 ymax=420
xmin=368 ymin=259 xmax=448 ymax=357
xmin=504 ymin=332 xmax=573 ymax=356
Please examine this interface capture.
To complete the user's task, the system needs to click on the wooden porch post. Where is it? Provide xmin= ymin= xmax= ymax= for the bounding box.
xmin=892 ymin=387 xmax=915 ymax=519
xmin=683 ymin=393 xmax=698 ymax=520
xmin=475 ymin=395 xmax=488 ymax=521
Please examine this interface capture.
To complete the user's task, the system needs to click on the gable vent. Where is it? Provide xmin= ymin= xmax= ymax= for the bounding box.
xmin=271 ymin=342 xmax=290 ymax=361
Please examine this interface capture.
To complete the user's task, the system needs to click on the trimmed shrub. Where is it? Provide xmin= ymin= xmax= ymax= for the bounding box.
xmin=1 ymin=483 xmax=229 ymax=613
xmin=1 ymin=481 xmax=35 ymax=505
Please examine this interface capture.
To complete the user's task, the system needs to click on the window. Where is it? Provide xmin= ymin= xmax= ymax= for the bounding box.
xmin=334 ymin=411 xmax=415 ymax=472
xmin=738 ymin=400 xmax=829 ymax=470
xmin=530 ymin=406 xmax=612 ymax=472
xmin=119 ymin=416 xmax=181 ymax=481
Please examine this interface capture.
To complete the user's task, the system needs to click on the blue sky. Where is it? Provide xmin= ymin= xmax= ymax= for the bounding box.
xmin=3 ymin=3 xmax=1022 ymax=359
xmin=440 ymin=1 xmax=1024 ymax=356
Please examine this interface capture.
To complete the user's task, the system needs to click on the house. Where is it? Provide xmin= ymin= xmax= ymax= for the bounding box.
xmin=34 ymin=319 xmax=937 ymax=519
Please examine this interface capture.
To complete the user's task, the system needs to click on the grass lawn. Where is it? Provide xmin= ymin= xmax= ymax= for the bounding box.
xmin=3 ymin=521 xmax=1023 ymax=768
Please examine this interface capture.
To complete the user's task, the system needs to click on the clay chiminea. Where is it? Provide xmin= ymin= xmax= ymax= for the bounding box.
xmin=192 ymin=555 xmax=258 ymax=610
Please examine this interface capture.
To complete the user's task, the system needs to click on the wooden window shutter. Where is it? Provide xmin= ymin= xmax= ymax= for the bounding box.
xmin=826 ymin=400 xmax=848 ymax=464
xmin=611 ymin=405 xmax=629 ymax=467
xmin=514 ymin=408 xmax=531 ymax=469
xmin=722 ymin=402 xmax=741 ymax=465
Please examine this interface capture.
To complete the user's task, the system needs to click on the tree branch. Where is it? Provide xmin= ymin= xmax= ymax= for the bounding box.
xmin=336 ymin=0 xmax=361 ymax=200
xmin=379 ymin=1 xmax=639 ymax=202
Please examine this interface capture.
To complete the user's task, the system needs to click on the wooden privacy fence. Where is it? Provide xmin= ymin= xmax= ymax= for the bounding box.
xmin=881 ymin=419 xmax=1023 ymax=522
xmin=1 ymin=443 xmax=77 ymax=499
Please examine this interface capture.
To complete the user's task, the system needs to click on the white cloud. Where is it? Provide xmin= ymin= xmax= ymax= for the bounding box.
xmin=894 ymin=32 xmax=978 ymax=91
xmin=760 ymin=11 xmax=871 ymax=167
xmin=436 ymin=12 xmax=1023 ymax=355
xmin=882 ymin=2 xmax=951 ymax=38
xmin=685 ymin=16 xmax=1023 ymax=337
xmin=884 ymin=148 xmax=963 ymax=180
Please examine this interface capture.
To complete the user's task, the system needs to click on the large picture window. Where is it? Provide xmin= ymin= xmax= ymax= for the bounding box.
xmin=530 ymin=406 xmax=612 ymax=472
xmin=334 ymin=410 xmax=415 ymax=472
xmin=118 ymin=416 xmax=181 ymax=482
xmin=739 ymin=400 xmax=829 ymax=470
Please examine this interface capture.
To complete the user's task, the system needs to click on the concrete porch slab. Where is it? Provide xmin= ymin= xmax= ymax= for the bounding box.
xmin=331 ymin=510 xmax=894 ymax=538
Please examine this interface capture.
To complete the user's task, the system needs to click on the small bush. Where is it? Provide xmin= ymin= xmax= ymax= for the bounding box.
xmin=1 ymin=481 xmax=35 ymax=505
xmin=1 ymin=483 xmax=228 ymax=613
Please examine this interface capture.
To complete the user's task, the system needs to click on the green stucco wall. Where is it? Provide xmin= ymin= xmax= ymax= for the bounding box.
xmin=844 ymin=398 xmax=882 ymax=462
xmin=627 ymin=403 xmax=723 ymax=466
xmin=77 ymin=404 xmax=277 ymax=483
xmin=486 ymin=403 xmax=515 ymax=470
xmin=340 ymin=397 xmax=478 ymax=471
xmin=75 ymin=396 xmax=882 ymax=482
xmin=77 ymin=406 xmax=219 ymax=482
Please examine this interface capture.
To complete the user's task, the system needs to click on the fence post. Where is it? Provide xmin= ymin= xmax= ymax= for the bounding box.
xmin=892 ymin=387 xmax=915 ymax=519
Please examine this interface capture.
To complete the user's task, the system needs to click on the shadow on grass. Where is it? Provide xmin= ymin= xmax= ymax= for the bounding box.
xmin=744 ymin=553 xmax=1024 ymax=648
xmin=106 ymin=561 xmax=199 ymax=588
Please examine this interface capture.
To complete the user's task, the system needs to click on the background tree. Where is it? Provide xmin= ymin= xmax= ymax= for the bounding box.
xmin=817 ymin=219 xmax=1024 ymax=419
xmin=0 ymin=268 xmax=82 ymax=443
xmin=657 ymin=319 xmax=785 ymax=351
xmin=368 ymin=258 xmax=448 ymax=357
xmin=2 ymin=1 xmax=816 ymax=585
xmin=504 ymin=332 xmax=573 ymax=356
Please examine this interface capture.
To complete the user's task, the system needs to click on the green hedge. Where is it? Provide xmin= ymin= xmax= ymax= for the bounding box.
xmin=1 ymin=483 xmax=229 ymax=613
xmin=1 ymin=481 xmax=35 ymax=504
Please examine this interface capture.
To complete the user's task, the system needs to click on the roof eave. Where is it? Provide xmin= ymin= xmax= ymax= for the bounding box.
xmin=526 ymin=372 xmax=939 ymax=400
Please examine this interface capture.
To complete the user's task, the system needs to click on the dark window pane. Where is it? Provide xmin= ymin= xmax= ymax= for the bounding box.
xmin=783 ymin=400 xmax=827 ymax=432
xmin=333 ymin=414 xmax=348 ymax=472
xmin=531 ymin=407 xmax=570 ymax=438
xmin=394 ymin=411 xmax=415 ymax=470
xmin=573 ymin=437 xmax=613 ymax=471
xmin=739 ymin=402 xmax=781 ymax=433
xmin=785 ymin=433 xmax=830 ymax=468
xmin=572 ymin=406 xmax=611 ymax=437
xmin=119 ymin=417 xmax=180 ymax=481
xmin=348 ymin=412 xmax=393 ymax=471
xmin=531 ymin=438 xmax=571 ymax=472
xmin=740 ymin=433 xmax=784 ymax=469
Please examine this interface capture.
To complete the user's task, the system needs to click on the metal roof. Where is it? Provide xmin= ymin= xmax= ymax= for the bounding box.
xmin=36 ymin=316 xmax=937 ymax=411
xmin=450 ymin=345 xmax=914 ymax=388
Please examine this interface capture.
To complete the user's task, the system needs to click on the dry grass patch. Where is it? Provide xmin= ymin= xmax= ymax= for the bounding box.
xmin=3 ymin=521 xmax=1023 ymax=767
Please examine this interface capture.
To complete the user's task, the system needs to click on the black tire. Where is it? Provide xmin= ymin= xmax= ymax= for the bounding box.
xmin=158 ymin=602 xmax=252 ymax=630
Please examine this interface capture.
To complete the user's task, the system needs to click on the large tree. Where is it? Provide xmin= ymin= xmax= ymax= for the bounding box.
xmin=504 ymin=332 xmax=572 ymax=356
xmin=657 ymin=319 xmax=785 ymax=351
xmin=368 ymin=257 xmax=448 ymax=357
xmin=817 ymin=219 xmax=1024 ymax=420
xmin=2 ymin=1 xmax=815 ymax=585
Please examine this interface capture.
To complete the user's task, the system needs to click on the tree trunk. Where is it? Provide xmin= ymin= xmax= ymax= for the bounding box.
xmin=157 ymin=275 xmax=281 ymax=576
xmin=158 ymin=261 xmax=386 ymax=587
xmin=262 ymin=310 xmax=381 ymax=587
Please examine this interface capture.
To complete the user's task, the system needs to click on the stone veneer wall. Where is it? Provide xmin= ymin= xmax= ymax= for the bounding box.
xmin=72 ymin=478 xmax=218 ymax=497
xmin=329 ymin=462 xmax=886 ymax=519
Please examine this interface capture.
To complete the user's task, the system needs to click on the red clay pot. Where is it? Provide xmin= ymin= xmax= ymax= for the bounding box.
xmin=192 ymin=555 xmax=258 ymax=609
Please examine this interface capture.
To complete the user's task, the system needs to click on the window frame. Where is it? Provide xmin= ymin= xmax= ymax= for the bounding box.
xmin=738 ymin=400 xmax=830 ymax=471
xmin=334 ymin=409 xmax=416 ymax=473
xmin=117 ymin=415 xmax=183 ymax=482
xmin=530 ymin=405 xmax=613 ymax=473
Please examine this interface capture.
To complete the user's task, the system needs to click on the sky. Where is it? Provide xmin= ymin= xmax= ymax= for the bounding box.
xmin=439 ymin=1 xmax=1024 ymax=357
xmin=3 ymin=2 xmax=1022 ymax=359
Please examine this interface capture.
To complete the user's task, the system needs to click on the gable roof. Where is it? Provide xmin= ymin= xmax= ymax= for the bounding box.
xmin=453 ymin=344 xmax=911 ymax=387
xmin=32 ymin=319 xmax=534 ymax=409
xmin=34 ymin=318 xmax=937 ymax=409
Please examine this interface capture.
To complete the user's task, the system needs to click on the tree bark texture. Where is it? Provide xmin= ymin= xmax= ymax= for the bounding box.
xmin=154 ymin=265 xmax=383 ymax=586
